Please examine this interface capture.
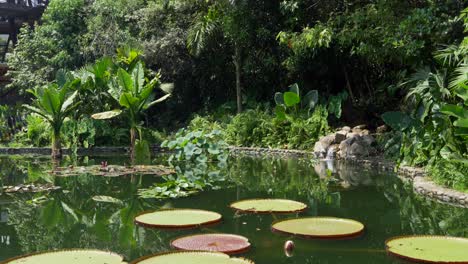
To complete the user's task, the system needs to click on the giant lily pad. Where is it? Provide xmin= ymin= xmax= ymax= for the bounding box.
xmin=386 ymin=235 xmax=468 ymax=263
xmin=171 ymin=234 xmax=251 ymax=254
xmin=134 ymin=209 xmax=222 ymax=229
xmin=230 ymin=199 xmax=307 ymax=214
xmin=0 ymin=249 xmax=126 ymax=264
xmin=52 ymin=165 xmax=174 ymax=177
xmin=272 ymin=217 xmax=365 ymax=239
xmin=130 ymin=251 xmax=253 ymax=264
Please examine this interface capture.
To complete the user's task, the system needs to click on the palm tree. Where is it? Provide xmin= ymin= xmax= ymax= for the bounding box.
xmin=23 ymin=80 xmax=81 ymax=158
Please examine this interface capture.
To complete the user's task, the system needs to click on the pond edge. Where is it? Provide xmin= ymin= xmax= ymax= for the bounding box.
xmin=229 ymin=146 xmax=468 ymax=208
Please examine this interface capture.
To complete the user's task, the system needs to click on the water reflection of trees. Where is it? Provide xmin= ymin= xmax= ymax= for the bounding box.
xmin=379 ymin=177 xmax=468 ymax=237
xmin=5 ymin=173 xmax=172 ymax=261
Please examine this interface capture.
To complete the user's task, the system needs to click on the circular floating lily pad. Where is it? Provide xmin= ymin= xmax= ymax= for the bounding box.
xmin=386 ymin=236 xmax=468 ymax=263
xmin=134 ymin=209 xmax=222 ymax=229
xmin=131 ymin=251 xmax=254 ymax=264
xmin=230 ymin=199 xmax=307 ymax=214
xmin=0 ymin=249 xmax=125 ymax=264
xmin=171 ymin=234 xmax=251 ymax=254
xmin=272 ymin=217 xmax=365 ymax=239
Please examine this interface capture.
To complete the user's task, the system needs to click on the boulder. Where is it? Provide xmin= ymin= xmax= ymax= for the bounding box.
xmin=346 ymin=132 xmax=359 ymax=139
xmin=338 ymin=137 xmax=356 ymax=158
xmin=313 ymin=142 xmax=327 ymax=158
xmin=334 ymin=131 xmax=347 ymax=143
xmin=353 ymin=124 xmax=367 ymax=130
xmin=319 ymin=135 xmax=335 ymax=148
xmin=341 ymin=126 xmax=352 ymax=132
xmin=349 ymin=142 xmax=368 ymax=157
xmin=361 ymin=135 xmax=376 ymax=146
xmin=360 ymin=129 xmax=370 ymax=135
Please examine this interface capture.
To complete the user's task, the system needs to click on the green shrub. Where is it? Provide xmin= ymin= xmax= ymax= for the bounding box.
xmin=429 ymin=160 xmax=468 ymax=192
xmin=13 ymin=115 xmax=50 ymax=147
xmin=224 ymin=106 xmax=329 ymax=149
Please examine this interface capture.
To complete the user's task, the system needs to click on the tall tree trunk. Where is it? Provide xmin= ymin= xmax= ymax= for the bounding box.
xmin=342 ymin=65 xmax=355 ymax=105
xmin=51 ymin=132 xmax=62 ymax=159
xmin=130 ymin=127 xmax=137 ymax=164
xmin=233 ymin=43 xmax=242 ymax=113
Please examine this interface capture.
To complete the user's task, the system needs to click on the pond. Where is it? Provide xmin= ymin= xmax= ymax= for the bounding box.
xmin=0 ymin=154 xmax=466 ymax=263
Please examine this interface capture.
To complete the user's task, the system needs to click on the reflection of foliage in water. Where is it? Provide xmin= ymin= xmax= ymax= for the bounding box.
xmin=380 ymin=177 xmax=468 ymax=237
xmin=228 ymin=156 xmax=339 ymax=205
xmin=5 ymin=173 xmax=171 ymax=260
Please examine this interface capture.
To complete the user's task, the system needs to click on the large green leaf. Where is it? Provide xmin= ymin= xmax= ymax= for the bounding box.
xmin=440 ymin=104 xmax=468 ymax=119
xmin=382 ymin=111 xmax=416 ymax=131
xmin=41 ymin=87 xmax=60 ymax=115
xmin=91 ymin=110 xmax=122 ymax=120
xmin=117 ymin=68 xmax=134 ymax=92
xmin=386 ymin=236 xmax=468 ymax=263
xmin=119 ymin=92 xmax=139 ymax=109
xmin=454 ymin=118 xmax=468 ymax=128
xmin=289 ymin=83 xmax=300 ymax=95
xmin=146 ymin=94 xmax=171 ymax=109
xmin=283 ymin=91 xmax=300 ymax=107
xmin=230 ymin=199 xmax=307 ymax=213
xmin=2 ymin=250 xmax=125 ymax=264
xmin=132 ymin=62 xmax=145 ymax=94
xmin=303 ymin=90 xmax=319 ymax=110
xmin=61 ymin=90 xmax=79 ymax=112
xmin=134 ymin=209 xmax=222 ymax=228
xmin=274 ymin=92 xmax=284 ymax=105
xmin=132 ymin=251 xmax=254 ymax=264
xmin=272 ymin=217 xmax=365 ymax=239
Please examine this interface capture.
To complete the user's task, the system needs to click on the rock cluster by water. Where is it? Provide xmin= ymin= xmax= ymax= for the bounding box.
xmin=313 ymin=125 xmax=381 ymax=159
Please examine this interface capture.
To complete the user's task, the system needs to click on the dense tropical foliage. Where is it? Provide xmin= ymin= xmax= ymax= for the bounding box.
xmin=0 ymin=0 xmax=467 ymax=190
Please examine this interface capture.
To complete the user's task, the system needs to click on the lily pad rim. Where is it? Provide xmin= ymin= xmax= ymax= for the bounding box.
xmin=170 ymin=233 xmax=251 ymax=255
xmin=129 ymin=250 xmax=255 ymax=264
xmin=271 ymin=216 xmax=365 ymax=239
xmin=229 ymin=198 xmax=308 ymax=214
xmin=385 ymin=235 xmax=468 ymax=264
xmin=0 ymin=248 xmax=125 ymax=264
xmin=134 ymin=208 xmax=223 ymax=229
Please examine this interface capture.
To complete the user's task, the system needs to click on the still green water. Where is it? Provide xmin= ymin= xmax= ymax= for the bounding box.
xmin=0 ymin=155 xmax=466 ymax=263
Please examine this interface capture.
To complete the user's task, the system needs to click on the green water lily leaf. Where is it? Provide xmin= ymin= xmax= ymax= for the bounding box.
xmin=134 ymin=209 xmax=222 ymax=229
xmin=272 ymin=217 xmax=365 ymax=239
xmin=386 ymin=236 xmax=468 ymax=263
xmin=1 ymin=249 xmax=126 ymax=264
xmin=91 ymin=110 xmax=122 ymax=120
xmin=171 ymin=234 xmax=251 ymax=254
xmin=230 ymin=199 xmax=307 ymax=214
xmin=132 ymin=251 xmax=254 ymax=264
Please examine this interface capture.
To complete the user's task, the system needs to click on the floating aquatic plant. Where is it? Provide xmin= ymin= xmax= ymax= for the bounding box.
xmin=272 ymin=217 xmax=365 ymax=239
xmin=385 ymin=235 xmax=468 ymax=263
xmin=230 ymin=199 xmax=307 ymax=214
xmin=134 ymin=209 xmax=222 ymax=229
xmin=171 ymin=234 xmax=251 ymax=254
xmin=130 ymin=251 xmax=254 ymax=264
xmin=0 ymin=249 xmax=126 ymax=264
xmin=51 ymin=165 xmax=175 ymax=177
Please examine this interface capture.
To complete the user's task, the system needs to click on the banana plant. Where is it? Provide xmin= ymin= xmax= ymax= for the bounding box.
xmin=91 ymin=53 xmax=172 ymax=161
xmin=23 ymin=80 xmax=81 ymax=158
